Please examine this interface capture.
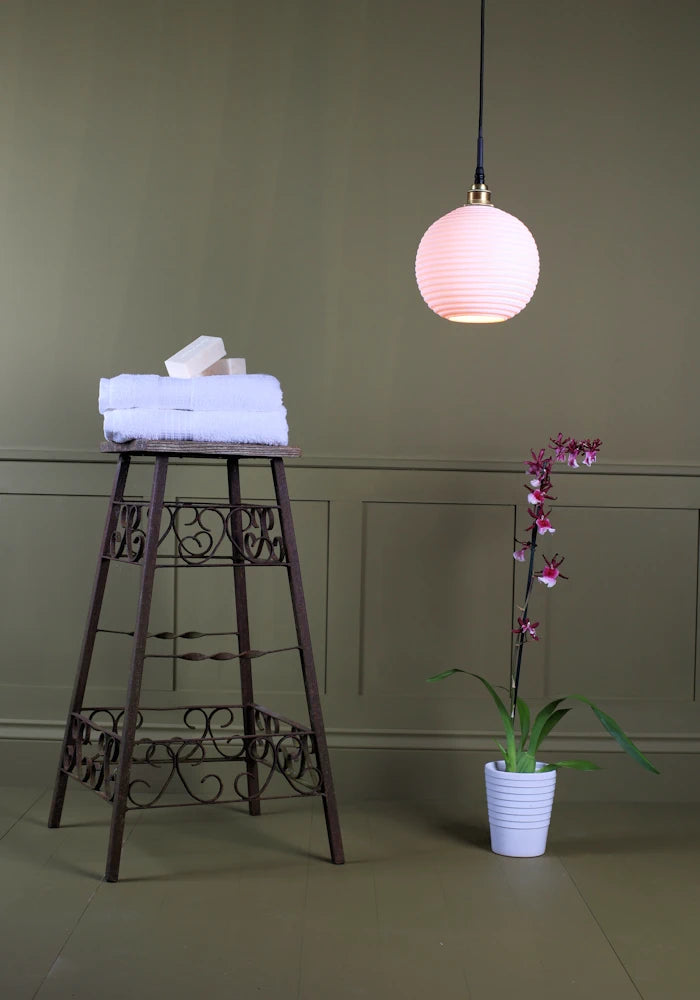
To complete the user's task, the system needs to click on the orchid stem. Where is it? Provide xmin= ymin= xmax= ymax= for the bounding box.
xmin=511 ymin=521 xmax=538 ymax=718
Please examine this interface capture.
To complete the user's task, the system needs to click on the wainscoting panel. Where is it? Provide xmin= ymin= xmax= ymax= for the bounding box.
xmin=541 ymin=506 xmax=698 ymax=702
xmin=360 ymin=501 xmax=514 ymax=698
xmin=0 ymin=494 xmax=173 ymax=711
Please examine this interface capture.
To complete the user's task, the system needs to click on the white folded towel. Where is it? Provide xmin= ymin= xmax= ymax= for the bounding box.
xmin=99 ymin=373 xmax=283 ymax=414
xmin=103 ymin=407 xmax=289 ymax=446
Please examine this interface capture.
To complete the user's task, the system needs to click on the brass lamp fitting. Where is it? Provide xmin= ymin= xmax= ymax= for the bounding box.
xmin=467 ymin=183 xmax=492 ymax=206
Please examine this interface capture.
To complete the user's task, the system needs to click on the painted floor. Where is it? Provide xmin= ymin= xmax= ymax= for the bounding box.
xmin=1 ymin=787 xmax=699 ymax=999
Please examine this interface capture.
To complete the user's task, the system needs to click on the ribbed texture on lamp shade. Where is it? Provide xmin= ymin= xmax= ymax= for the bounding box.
xmin=415 ymin=205 xmax=540 ymax=322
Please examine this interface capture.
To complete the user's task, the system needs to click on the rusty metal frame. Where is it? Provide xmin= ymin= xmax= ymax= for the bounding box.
xmin=60 ymin=704 xmax=323 ymax=808
xmin=48 ymin=446 xmax=344 ymax=880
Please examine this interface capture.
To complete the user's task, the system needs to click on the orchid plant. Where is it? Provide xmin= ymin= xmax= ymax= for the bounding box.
xmin=429 ymin=435 xmax=659 ymax=775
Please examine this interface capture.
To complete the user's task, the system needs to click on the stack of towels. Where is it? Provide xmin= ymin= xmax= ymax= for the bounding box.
xmin=99 ymin=373 xmax=289 ymax=445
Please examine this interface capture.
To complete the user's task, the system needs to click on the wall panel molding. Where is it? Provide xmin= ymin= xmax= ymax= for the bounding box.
xmin=5 ymin=448 xmax=700 ymax=478
xmin=2 ymin=457 xmax=699 ymax=796
xmin=2 ymin=717 xmax=698 ymax=755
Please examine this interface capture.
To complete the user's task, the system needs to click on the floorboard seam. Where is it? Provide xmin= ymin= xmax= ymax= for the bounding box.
xmin=437 ymin=866 xmax=474 ymax=999
xmin=29 ymin=815 xmax=143 ymax=1000
xmin=558 ymin=856 xmax=645 ymax=999
xmin=30 ymin=880 xmax=102 ymax=1000
xmin=0 ymin=785 xmax=50 ymax=843
xmin=295 ymin=809 xmax=314 ymax=1000
xmin=369 ymin=837 xmax=381 ymax=993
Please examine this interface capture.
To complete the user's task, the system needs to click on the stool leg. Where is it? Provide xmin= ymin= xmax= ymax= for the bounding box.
xmin=105 ymin=455 xmax=169 ymax=882
xmin=227 ymin=458 xmax=261 ymax=815
xmin=49 ymin=455 xmax=132 ymax=829
xmin=271 ymin=458 xmax=344 ymax=864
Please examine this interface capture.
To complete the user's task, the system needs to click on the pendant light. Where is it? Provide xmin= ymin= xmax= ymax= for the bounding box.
xmin=415 ymin=0 xmax=539 ymax=323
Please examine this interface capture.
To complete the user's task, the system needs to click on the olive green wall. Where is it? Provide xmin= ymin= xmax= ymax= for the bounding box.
xmin=1 ymin=0 xmax=699 ymax=799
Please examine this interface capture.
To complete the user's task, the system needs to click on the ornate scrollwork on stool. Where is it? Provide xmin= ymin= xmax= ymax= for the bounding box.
xmin=106 ymin=501 xmax=287 ymax=567
xmin=108 ymin=503 xmax=148 ymax=562
xmin=63 ymin=705 xmax=324 ymax=808
xmin=234 ymin=506 xmax=287 ymax=564
xmin=62 ymin=713 xmax=122 ymax=801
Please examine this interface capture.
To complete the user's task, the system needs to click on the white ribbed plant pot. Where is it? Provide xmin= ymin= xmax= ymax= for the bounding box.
xmin=484 ymin=761 xmax=557 ymax=858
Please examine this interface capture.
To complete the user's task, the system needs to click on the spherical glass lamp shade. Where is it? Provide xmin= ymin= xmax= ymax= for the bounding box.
xmin=415 ymin=204 xmax=540 ymax=323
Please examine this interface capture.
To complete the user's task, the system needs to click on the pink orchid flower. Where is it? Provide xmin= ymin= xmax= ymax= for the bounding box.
xmin=535 ymin=513 xmax=555 ymax=534
xmin=581 ymin=438 xmax=601 ymax=467
xmin=539 ymin=565 xmax=559 ymax=587
xmin=565 ymin=439 xmax=582 ymax=468
xmin=550 ymin=433 xmax=570 ymax=463
xmin=527 ymin=506 xmax=556 ymax=535
xmin=525 ymin=449 xmax=547 ymax=479
xmin=513 ymin=544 xmax=529 ymax=562
xmin=512 ymin=617 xmax=540 ymax=641
xmin=537 ymin=554 xmax=567 ymax=588
xmin=527 ymin=487 xmax=549 ymax=505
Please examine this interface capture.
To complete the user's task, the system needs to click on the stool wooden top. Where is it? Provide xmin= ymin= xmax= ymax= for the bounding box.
xmin=100 ymin=440 xmax=302 ymax=459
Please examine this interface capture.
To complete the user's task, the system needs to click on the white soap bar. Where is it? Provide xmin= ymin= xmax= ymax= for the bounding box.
xmin=165 ymin=336 xmax=226 ymax=378
xmin=201 ymin=357 xmax=247 ymax=376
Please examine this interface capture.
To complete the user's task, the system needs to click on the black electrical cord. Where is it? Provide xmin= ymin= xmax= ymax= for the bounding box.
xmin=474 ymin=0 xmax=486 ymax=186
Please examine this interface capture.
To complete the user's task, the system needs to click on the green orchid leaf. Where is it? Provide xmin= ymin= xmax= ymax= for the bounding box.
xmin=454 ymin=672 xmax=517 ymax=771
xmin=516 ymin=697 xmax=531 ymax=751
xmin=515 ymin=751 xmax=537 ymax=773
xmin=532 ymin=707 xmax=571 ymax=751
xmin=427 ymin=668 xmax=465 ymax=682
xmin=425 ymin=668 xmax=517 ymax=769
xmin=546 ymin=760 xmax=602 ymax=771
xmin=528 ymin=698 xmax=567 ymax=753
xmin=570 ymin=696 xmax=660 ymax=774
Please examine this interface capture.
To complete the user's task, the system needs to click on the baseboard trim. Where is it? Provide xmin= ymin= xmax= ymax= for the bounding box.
xmin=1 ymin=718 xmax=697 ymax=754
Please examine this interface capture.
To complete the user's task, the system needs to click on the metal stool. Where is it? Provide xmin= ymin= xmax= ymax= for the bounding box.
xmin=48 ymin=440 xmax=344 ymax=881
